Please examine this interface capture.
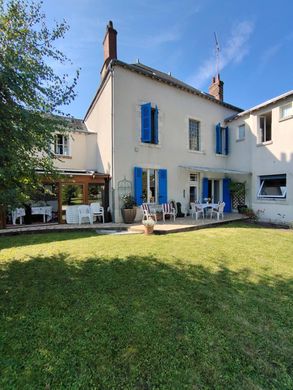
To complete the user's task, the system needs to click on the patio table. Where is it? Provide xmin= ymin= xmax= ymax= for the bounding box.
xmin=31 ymin=206 xmax=52 ymax=223
xmin=199 ymin=203 xmax=218 ymax=217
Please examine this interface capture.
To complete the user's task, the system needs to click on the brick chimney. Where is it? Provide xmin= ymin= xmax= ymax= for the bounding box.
xmin=209 ymin=74 xmax=224 ymax=101
xmin=100 ymin=21 xmax=117 ymax=79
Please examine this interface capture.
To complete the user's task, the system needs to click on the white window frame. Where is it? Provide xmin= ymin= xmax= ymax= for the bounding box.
xmin=143 ymin=168 xmax=158 ymax=203
xmin=237 ymin=124 xmax=245 ymax=141
xmin=189 ymin=119 xmax=201 ymax=151
xmin=279 ymin=102 xmax=292 ymax=120
xmin=258 ymin=112 xmax=272 ymax=143
xmin=54 ymin=134 xmax=70 ymax=156
xmin=257 ymin=175 xmax=287 ymax=199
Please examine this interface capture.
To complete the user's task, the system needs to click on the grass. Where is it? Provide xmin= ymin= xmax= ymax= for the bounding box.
xmin=0 ymin=222 xmax=292 ymax=389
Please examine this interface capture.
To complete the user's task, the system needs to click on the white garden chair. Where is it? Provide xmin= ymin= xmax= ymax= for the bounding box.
xmin=141 ymin=203 xmax=157 ymax=222
xmin=190 ymin=203 xmax=204 ymax=220
xmin=78 ymin=205 xmax=93 ymax=225
xmin=90 ymin=202 xmax=104 ymax=223
xmin=11 ymin=208 xmax=26 ymax=225
xmin=162 ymin=203 xmax=176 ymax=222
xmin=210 ymin=202 xmax=225 ymax=221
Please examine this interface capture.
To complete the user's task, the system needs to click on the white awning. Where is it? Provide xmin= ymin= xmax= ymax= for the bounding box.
xmin=179 ymin=165 xmax=251 ymax=175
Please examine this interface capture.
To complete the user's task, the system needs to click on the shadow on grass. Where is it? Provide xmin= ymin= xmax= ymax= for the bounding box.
xmin=0 ymin=230 xmax=100 ymax=250
xmin=0 ymin=254 xmax=292 ymax=389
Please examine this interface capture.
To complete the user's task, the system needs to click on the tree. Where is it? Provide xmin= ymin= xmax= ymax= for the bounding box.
xmin=0 ymin=0 xmax=79 ymax=216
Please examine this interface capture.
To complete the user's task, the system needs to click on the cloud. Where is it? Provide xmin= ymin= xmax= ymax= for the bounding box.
xmin=188 ymin=20 xmax=255 ymax=88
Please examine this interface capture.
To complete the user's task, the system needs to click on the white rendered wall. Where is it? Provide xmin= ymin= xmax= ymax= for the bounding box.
xmin=112 ymin=66 xmax=240 ymax=222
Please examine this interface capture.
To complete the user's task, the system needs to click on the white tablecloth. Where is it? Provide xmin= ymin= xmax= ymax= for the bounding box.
xmin=31 ymin=206 xmax=52 ymax=222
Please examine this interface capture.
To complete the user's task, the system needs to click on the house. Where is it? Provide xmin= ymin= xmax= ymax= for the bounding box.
xmin=53 ymin=21 xmax=292 ymax=224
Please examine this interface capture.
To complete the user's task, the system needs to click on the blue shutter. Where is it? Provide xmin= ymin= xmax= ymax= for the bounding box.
xmin=134 ymin=167 xmax=143 ymax=206
xmin=202 ymin=177 xmax=209 ymax=201
xmin=141 ymin=103 xmax=151 ymax=142
xmin=223 ymin=178 xmax=231 ymax=212
xmin=154 ymin=105 xmax=159 ymax=144
xmin=224 ymin=126 xmax=229 ymax=155
xmin=216 ymin=123 xmax=222 ymax=154
xmin=158 ymin=169 xmax=167 ymax=204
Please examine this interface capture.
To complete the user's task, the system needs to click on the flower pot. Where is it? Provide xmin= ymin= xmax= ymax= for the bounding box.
xmin=121 ymin=208 xmax=136 ymax=224
xmin=144 ymin=225 xmax=154 ymax=235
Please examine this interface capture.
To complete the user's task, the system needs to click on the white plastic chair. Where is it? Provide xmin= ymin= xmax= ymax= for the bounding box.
xmin=162 ymin=203 xmax=176 ymax=222
xmin=190 ymin=203 xmax=204 ymax=220
xmin=210 ymin=202 xmax=225 ymax=220
xmin=11 ymin=208 xmax=25 ymax=225
xmin=90 ymin=203 xmax=104 ymax=223
xmin=141 ymin=203 xmax=157 ymax=222
xmin=78 ymin=205 xmax=93 ymax=225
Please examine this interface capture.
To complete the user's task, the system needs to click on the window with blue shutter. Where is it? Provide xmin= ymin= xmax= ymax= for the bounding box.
xmin=158 ymin=169 xmax=167 ymax=204
xmin=141 ymin=103 xmax=159 ymax=144
xmin=134 ymin=167 xmax=143 ymax=206
xmin=202 ymin=177 xmax=209 ymax=201
xmin=215 ymin=124 xmax=229 ymax=155
xmin=141 ymin=103 xmax=151 ymax=143
xmin=216 ymin=123 xmax=222 ymax=154
xmin=224 ymin=126 xmax=229 ymax=155
xmin=223 ymin=178 xmax=232 ymax=212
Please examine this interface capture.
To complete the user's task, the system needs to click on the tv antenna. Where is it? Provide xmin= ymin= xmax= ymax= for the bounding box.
xmin=214 ymin=32 xmax=220 ymax=76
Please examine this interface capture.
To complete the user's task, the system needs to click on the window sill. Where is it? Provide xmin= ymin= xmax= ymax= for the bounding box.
xmin=279 ymin=115 xmax=293 ymax=122
xmin=236 ymin=138 xmax=245 ymax=142
xmin=188 ymin=149 xmax=205 ymax=155
xmin=139 ymin=142 xmax=161 ymax=149
xmin=54 ymin=154 xmax=72 ymax=159
xmin=215 ymin=153 xmax=228 ymax=158
xmin=256 ymin=141 xmax=273 ymax=147
xmin=256 ymin=198 xmax=287 ymax=204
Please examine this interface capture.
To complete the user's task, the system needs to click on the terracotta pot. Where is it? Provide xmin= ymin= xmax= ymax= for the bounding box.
xmin=144 ymin=225 xmax=154 ymax=235
xmin=121 ymin=208 xmax=137 ymax=224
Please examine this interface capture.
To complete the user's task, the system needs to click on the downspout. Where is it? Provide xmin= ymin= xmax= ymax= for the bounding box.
xmin=109 ymin=62 xmax=115 ymax=222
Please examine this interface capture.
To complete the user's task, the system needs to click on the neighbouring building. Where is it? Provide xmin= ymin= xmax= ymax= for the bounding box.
xmin=52 ymin=21 xmax=293 ymax=224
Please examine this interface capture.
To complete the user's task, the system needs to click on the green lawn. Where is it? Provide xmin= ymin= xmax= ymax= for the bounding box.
xmin=0 ymin=223 xmax=292 ymax=389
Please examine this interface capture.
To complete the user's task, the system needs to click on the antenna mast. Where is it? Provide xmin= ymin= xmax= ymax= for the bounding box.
xmin=214 ymin=32 xmax=220 ymax=76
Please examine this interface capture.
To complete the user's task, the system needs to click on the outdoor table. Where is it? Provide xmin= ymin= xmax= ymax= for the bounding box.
xmin=31 ymin=206 xmax=52 ymax=223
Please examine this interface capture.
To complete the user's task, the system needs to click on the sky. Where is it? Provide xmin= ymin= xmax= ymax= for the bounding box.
xmin=42 ymin=0 xmax=293 ymax=119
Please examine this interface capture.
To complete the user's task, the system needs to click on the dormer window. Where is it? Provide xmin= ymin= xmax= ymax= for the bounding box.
xmin=54 ymin=134 xmax=69 ymax=156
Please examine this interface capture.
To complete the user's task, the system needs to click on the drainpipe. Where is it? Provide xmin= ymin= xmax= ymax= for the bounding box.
xmin=109 ymin=61 xmax=115 ymax=222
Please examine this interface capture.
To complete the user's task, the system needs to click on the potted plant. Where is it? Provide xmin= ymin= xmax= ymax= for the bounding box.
xmin=142 ymin=217 xmax=155 ymax=235
xmin=121 ymin=194 xmax=137 ymax=224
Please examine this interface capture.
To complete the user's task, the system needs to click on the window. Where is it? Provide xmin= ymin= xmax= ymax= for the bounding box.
xmin=142 ymin=169 xmax=158 ymax=203
xmin=141 ymin=103 xmax=158 ymax=144
xmin=280 ymin=103 xmax=292 ymax=120
xmin=258 ymin=112 xmax=272 ymax=143
xmin=189 ymin=119 xmax=200 ymax=151
xmin=54 ymin=134 xmax=69 ymax=155
xmin=215 ymin=124 xmax=229 ymax=155
xmin=190 ymin=173 xmax=198 ymax=182
xmin=238 ymin=124 xmax=245 ymax=140
xmin=258 ymin=174 xmax=287 ymax=199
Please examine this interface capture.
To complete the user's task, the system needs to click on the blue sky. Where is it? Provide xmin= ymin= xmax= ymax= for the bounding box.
xmin=43 ymin=0 xmax=293 ymax=119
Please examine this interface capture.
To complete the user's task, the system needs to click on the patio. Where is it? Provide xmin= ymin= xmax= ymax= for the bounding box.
xmin=0 ymin=213 xmax=247 ymax=236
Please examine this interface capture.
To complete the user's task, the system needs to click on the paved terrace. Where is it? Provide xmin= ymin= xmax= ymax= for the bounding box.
xmin=0 ymin=213 xmax=247 ymax=236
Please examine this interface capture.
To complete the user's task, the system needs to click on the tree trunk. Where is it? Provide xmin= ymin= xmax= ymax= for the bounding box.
xmin=0 ymin=206 xmax=6 ymax=229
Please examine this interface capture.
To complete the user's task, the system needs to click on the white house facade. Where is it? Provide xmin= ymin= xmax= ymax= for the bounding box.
xmin=54 ymin=21 xmax=293 ymax=224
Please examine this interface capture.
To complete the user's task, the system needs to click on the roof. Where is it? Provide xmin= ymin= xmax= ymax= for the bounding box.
xmin=113 ymin=60 xmax=243 ymax=112
xmin=225 ymin=90 xmax=293 ymax=122
xmin=84 ymin=59 xmax=243 ymax=120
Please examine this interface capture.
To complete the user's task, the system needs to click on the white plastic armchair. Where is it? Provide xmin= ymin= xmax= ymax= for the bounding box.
xmin=210 ymin=202 xmax=225 ymax=220
xmin=90 ymin=202 xmax=104 ymax=223
xmin=190 ymin=203 xmax=204 ymax=220
xmin=78 ymin=205 xmax=93 ymax=225
xmin=11 ymin=208 xmax=25 ymax=225
xmin=162 ymin=203 xmax=176 ymax=222
xmin=141 ymin=203 xmax=157 ymax=222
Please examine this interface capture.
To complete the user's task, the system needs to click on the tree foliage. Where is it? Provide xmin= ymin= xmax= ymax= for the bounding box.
xmin=0 ymin=0 xmax=79 ymax=207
